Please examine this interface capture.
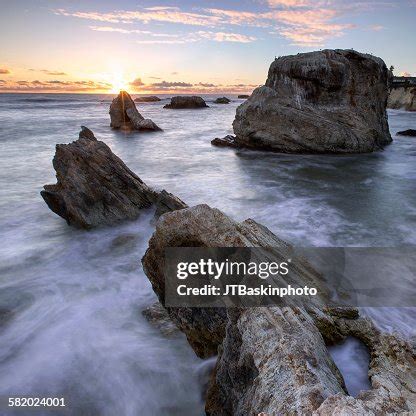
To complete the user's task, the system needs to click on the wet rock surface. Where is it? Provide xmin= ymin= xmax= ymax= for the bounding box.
xmin=214 ymin=97 xmax=230 ymax=104
xmin=41 ymin=127 xmax=184 ymax=228
xmin=211 ymin=135 xmax=239 ymax=148
xmin=397 ymin=129 xmax=416 ymax=137
xmin=142 ymin=302 xmax=179 ymax=336
xmin=231 ymin=49 xmax=392 ymax=154
xmin=110 ymin=90 xmax=161 ymax=131
xmin=164 ymin=96 xmax=208 ymax=109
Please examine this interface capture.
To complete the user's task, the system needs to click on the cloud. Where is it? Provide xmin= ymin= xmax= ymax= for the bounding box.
xmin=0 ymin=68 xmax=11 ymax=74
xmin=196 ymin=31 xmax=256 ymax=43
xmin=400 ymin=71 xmax=411 ymax=77
xmin=0 ymin=79 xmax=112 ymax=92
xmin=29 ymin=69 xmax=67 ymax=75
xmin=54 ymin=2 xmax=390 ymax=47
xmin=369 ymin=24 xmax=384 ymax=31
xmin=89 ymin=25 xmax=151 ymax=34
xmin=151 ymin=81 xmax=193 ymax=88
xmin=130 ymin=78 xmax=144 ymax=87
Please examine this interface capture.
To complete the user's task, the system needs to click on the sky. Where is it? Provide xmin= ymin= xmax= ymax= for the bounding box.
xmin=0 ymin=0 xmax=415 ymax=94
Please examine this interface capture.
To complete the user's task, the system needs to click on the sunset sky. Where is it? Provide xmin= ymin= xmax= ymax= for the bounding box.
xmin=1 ymin=0 xmax=415 ymax=94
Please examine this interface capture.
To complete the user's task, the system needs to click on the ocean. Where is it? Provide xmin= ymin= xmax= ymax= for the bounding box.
xmin=0 ymin=93 xmax=415 ymax=415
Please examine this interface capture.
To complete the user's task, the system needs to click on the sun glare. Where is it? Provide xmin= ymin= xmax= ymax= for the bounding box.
xmin=110 ymin=72 xmax=129 ymax=94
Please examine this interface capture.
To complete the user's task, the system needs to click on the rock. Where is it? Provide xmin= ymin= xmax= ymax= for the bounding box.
xmin=214 ymin=97 xmax=230 ymax=104
xmin=109 ymin=90 xmax=161 ymax=131
xmin=142 ymin=204 xmax=330 ymax=358
xmin=134 ymin=96 xmax=161 ymax=102
xmin=238 ymin=95 xmax=250 ymax=99
xmin=397 ymin=129 xmax=416 ymax=137
xmin=164 ymin=96 xmax=208 ymax=109
xmin=142 ymin=302 xmax=179 ymax=336
xmin=231 ymin=49 xmax=392 ymax=154
xmin=154 ymin=190 xmax=188 ymax=218
xmin=41 ymin=127 xmax=183 ymax=228
xmin=206 ymin=306 xmax=416 ymax=415
xmin=388 ymin=87 xmax=416 ymax=111
xmin=211 ymin=135 xmax=239 ymax=148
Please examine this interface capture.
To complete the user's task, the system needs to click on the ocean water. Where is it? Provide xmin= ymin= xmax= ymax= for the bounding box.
xmin=0 ymin=93 xmax=415 ymax=414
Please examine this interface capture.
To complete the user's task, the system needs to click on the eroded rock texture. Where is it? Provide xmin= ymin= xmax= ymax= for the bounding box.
xmin=142 ymin=204 xmax=329 ymax=358
xmin=110 ymin=90 xmax=161 ymax=131
xmin=207 ymin=307 xmax=416 ymax=415
xmin=226 ymin=49 xmax=392 ymax=153
xmin=388 ymin=87 xmax=416 ymax=111
xmin=41 ymin=127 xmax=186 ymax=228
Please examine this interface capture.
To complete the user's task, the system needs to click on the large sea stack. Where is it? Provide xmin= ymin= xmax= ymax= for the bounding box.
xmin=216 ymin=49 xmax=392 ymax=153
xmin=109 ymin=90 xmax=161 ymax=131
xmin=41 ymin=127 xmax=186 ymax=228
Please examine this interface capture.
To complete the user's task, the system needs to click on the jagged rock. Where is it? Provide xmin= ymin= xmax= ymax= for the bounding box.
xmin=142 ymin=302 xmax=179 ymax=336
xmin=164 ymin=96 xmax=208 ymax=109
xmin=110 ymin=90 xmax=161 ymax=131
xmin=397 ymin=129 xmax=416 ymax=137
xmin=231 ymin=49 xmax=392 ymax=154
xmin=154 ymin=190 xmax=188 ymax=218
xmin=388 ymin=87 xmax=416 ymax=111
xmin=211 ymin=135 xmax=239 ymax=148
xmin=237 ymin=95 xmax=249 ymax=99
xmin=214 ymin=97 xmax=230 ymax=104
xmin=142 ymin=204 xmax=329 ymax=358
xmin=134 ymin=96 xmax=161 ymax=102
xmin=41 ymin=127 xmax=183 ymax=228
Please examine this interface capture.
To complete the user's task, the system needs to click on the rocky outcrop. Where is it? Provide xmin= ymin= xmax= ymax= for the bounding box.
xmin=397 ymin=129 xmax=416 ymax=137
xmin=211 ymin=135 xmax=239 ymax=148
xmin=142 ymin=203 xmax=416 ymax=415
xmin=207 ymin=307 xmax=416 ymax=415
xmin=220 ymin=49 xmax=392 ymax=154
xmin=214 ymin=97 xmax=230 ymax=104
xmin=110 ymin=90 xmax=161 ymax=131
xmin=134 ymin=96 xmax=161 ymax=102
xmin=41 ymin=127 xmax=186 ymax=228
xmin=237 ymin=95 xmax=249 ymax=99
xmin=388 ymin=87 xmax=416 ymax=111
xmin=142 ymin=204 xmax=329 ymax=358
xmin=164 ymin=96 xmax=208 ymax=109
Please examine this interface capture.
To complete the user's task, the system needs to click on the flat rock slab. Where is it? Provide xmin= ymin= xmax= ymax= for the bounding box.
xmin=397 ymin=129 xmax=416 ymax=136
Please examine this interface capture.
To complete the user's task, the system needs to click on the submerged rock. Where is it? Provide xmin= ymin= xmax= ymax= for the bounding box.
xmin=110 ymin=90 xmax=161 ymax=131
xmin=164 ymin=96 xmax=208 ymax=109
xmin=214 ymin=97 xmax=230 ymax=104
xmin=41 ymin=127 xmax=185 ymax=228
xmin=134 ymin=96 xmax=161 ymax=102
xmin=388 ymin=87 xmax=416 ymax=111
xmin=397 ymin=129 xmax=416 ymax=137
xmin=228 ymin=49 xmax=392 ymax=154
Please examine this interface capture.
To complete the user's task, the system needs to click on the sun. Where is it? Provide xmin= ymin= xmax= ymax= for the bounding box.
xmin=110 ymin=72 xmax=129 ymax=94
